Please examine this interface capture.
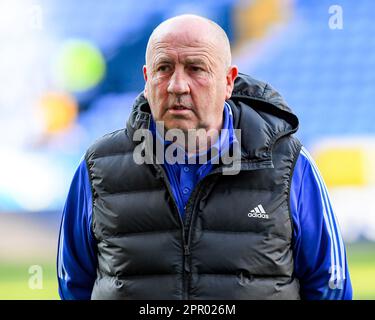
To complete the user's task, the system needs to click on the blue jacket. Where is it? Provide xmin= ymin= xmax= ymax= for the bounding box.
xmin=57 ymin=103 xmax=352 ymax=300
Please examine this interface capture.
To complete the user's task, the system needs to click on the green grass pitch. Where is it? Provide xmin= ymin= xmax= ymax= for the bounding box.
xmin=0 ymin=242 xmax=373 ymax=300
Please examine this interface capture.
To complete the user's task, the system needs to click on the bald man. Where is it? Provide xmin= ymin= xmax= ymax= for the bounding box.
xmin=143 ymin=15 xmax=238 ymax=156
xmin=58 ymin=15 xmax=352 ymax=300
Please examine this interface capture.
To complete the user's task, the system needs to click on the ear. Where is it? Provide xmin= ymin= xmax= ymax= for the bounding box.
xmin=143 ymin=65 xmax=148 ymax=98
xmin=224 ymin=65 xmax=238 ymax=100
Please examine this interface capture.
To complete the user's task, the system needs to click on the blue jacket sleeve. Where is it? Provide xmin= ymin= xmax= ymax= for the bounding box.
xmin=290 ymin=147 xmax=353 ymax=300
xmin=57 ymin=159 xmax=98 ymax=300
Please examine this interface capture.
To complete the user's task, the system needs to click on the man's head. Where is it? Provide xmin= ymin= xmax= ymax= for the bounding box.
xmin=143 ymin=14 xmax=238 ymax=133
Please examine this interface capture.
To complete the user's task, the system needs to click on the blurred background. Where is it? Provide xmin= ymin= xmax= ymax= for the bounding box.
xmin=0 ymin=0 xmax=374 ymax=299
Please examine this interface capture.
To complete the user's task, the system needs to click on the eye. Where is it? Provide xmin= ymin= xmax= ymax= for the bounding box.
xmin=157 ymin=65 xmax=171 ymax=72
xmin=189 ymin=65 xmax=204 ymax=72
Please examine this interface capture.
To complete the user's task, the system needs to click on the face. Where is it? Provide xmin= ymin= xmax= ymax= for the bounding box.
xmin=143 ymin=29 xmax=238 ymax=133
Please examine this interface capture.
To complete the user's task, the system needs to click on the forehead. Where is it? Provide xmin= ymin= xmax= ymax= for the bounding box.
xmin=148 ymin=31 xmax=219 ymax=63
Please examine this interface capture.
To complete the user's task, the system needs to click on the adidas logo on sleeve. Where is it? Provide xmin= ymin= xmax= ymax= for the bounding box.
xmin=248 ymin=204 xmax=269 ymax=219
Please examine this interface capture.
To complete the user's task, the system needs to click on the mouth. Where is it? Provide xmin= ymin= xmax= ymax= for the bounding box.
xmin=169 ymin=105 xmax=191 ymax=110
xmin=167 ymin=105 xmax=193 ymax=115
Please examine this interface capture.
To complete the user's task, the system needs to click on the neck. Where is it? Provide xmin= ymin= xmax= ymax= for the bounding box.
xmin=184 ymin=126 xmax=221 ymax=157
xmin=153 ymin=111 xmax=225 ymax=156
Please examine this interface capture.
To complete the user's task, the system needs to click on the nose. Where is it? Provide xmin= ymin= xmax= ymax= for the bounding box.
xmin=167 ymin=68 xmax=190 ymax=95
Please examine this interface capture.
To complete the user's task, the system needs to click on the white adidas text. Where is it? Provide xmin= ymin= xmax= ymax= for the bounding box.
xmin=248 ymin=204 xmax=269 ymax=219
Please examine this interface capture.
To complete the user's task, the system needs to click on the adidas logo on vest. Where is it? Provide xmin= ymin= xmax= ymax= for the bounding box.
xmin=248 ymin=204 xmax=269 ymax=219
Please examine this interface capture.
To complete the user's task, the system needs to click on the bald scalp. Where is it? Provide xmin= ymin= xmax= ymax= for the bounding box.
xmin=145 ymin=14 xmax=232 ymax=70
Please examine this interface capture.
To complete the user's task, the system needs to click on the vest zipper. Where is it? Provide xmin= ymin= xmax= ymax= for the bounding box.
xmin=184 ymin=245 xmax=190 ymax=255
xmin=153 ymin=164 xmax=190 ymax=299
xmin=184 ymin=173 xmax=219 ymax=250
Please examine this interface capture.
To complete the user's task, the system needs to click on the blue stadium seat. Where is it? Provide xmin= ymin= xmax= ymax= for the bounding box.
xmin=240 ymin=0 xmax=375 ymax=147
